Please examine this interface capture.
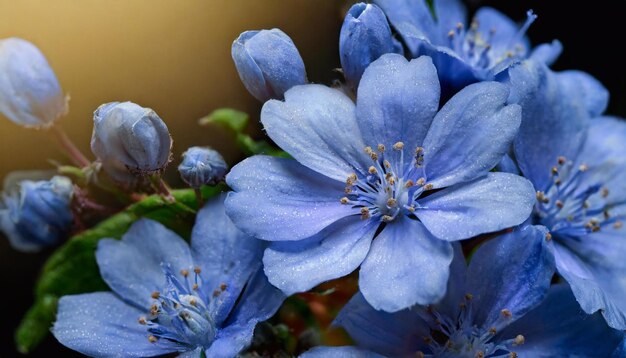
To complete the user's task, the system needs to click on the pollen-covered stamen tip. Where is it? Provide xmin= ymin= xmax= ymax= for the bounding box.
xmin=513 ymin=334 xmax=525 ymax=346
xmin=360 ymin=207 xmax=370 ymax=220
xmin=392 ymin=141 xmax=404 ymax=151
xmin=377 ymin=144 xmax=385 ymax=152
xmin=501 ymin=308 xmax=512 ymax=318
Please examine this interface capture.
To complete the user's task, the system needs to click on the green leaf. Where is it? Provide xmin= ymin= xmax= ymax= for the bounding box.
xmin=235 ymin=133 xmax=290 ymax=158
xmin=15 ymin=184 xmax=225 ymax=353
xmin=198 ymin=108 xmax=249 ymax=133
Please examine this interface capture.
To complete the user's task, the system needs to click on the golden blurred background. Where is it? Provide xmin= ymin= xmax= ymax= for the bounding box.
xmin=0 ymin=0 xmax=346 ymax=182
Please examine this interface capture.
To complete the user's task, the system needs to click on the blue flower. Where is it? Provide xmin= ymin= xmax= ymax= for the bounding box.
xmin=52 ymin=196 xmax=285 ymax=357
xmin=91 ymin=101 xmax=172 ymax=184
xmin=303 ymin=226 xmax=623 ymax=357
xmin=232 ymin=29 xmax=307 ymax=102
xmin=373 ymin=0 xmax=562 ymax=92
xmin=0 ymin=175 xmax=73 ymax=252
xmin=0 ymin=37 xmax=68 ymax=128
xmin=508 ymin=60 xmax=626 ymax=330
xmin=339 ymin=3 xmax=402 ymax=90
xmin=225 ymin=53 xmax=535 ymax=312
xmin=178 ymin=146 xmax=228 ymax=188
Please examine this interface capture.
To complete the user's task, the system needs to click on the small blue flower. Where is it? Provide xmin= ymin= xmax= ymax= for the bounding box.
xmin=91 ymin=101 xmax=172 ymax=184
xmin=226 ymin=53 xmax=535 ymax=312
xmin=303 ymin=227 xmax=623 ymax=357
xmin=340 ymin=3 xmax=402 ymax=90
xmin=52 ymin=196 xmax=285 ymax=357
xmin=373 ymin=0 xmax=562 ymax=92
xmin=0 ymin=37 xmax=68 ymax=128
xmin=178 ymin=146 xmax=228 ymax=188
xmin=508 ymin=60 xmax=626 ymax=330
xmin=0 ymin=175 xmax=73 ymax=252
xmin=232 ymin=29 xmax=307 ymax=102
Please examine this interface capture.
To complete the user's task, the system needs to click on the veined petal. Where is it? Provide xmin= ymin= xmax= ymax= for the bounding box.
xmin=498 ymin=284 xmax=624 ymax=357
xmin=53 ymin=292 xmax=173 ymax=357
xmin=580 ymin=116 xmax=626 ymax=166
xmin=556 ymin=69 xmax=609 ymax=118
xmin=554 ymin=231 xmax=626 ymax=330
xmin=467 ymin=225 xmax=555 ymax=330
xmin=359 ymin=218 xmax=453 ymax=312
xmin=191 ymin=196 xmax=264 ymax=325
xmin=422 ymin=82 xmax=521 ymax=189
xmin=510 ymin=61 xmax=591 ymax=191
xmin=263 ymin=216 xmax=377 ymax=295
xmin=261 ymin=84 xmax=369 ymax=181
xmin=356 ymin=54 xmax=440 ymax=157
xmin=416 ymin=173 xmax=535 ymax=241
xmin=334 ymin=293 xmax=428 ymax=356
xmin=226 ymin=156 xmax=356 ymax=242
xmin=372 ymin=0 xmax=438 ymax=54
xmin=206 ymin=321 xmax=257 ymax=358
xmin=96 ymin=219 xmax=193 ymax=307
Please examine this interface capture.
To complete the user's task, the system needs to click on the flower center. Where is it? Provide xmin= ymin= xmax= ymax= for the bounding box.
xmin=534 ymin=156 xmax=623 ymax=238
xmin=340 ymin=142 xmax=433 ymax=223
xmin=138 ymin=264 xmax=223 ymax=351
xmin=417 ymin=294 xmax=524 ymax=358
xmin=446 ymin=10 xmax=536 ymax=71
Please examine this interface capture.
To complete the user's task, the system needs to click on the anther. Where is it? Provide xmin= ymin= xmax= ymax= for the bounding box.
xmin=407 ymin=205 xmax=415 ymax=213
xmin=489 ymin=327 xmax=497 ymax=335
xmin=361 ymin=207 xmax=371 ymax=220
xmin=557 ymin=156 xmax=566 ymax=165
xmin=180 ymin=269 xmax=189 ymax=277
xmin=510 ymin=353 xmax=518 ymax=358
xmin=192 ymin=283 xmax=199 ymax=290
xmin=220 ymin=283 xmax=227 ymax=291
xmin=340 ymin=197 xmax=349 ymax=204
xmin=514 ymin=334 xmax=525 ymax=346
xmin=579 ymin=164 xmax=588 ymax=172
xmin=416 ymin=178 xmax=425 ymax=186
xmin=388 ymin=177 xmax=395 ymax=185
xmin=614 ymin=221 xmax=623 ymax=229
xmin=189 ymin=298 xmax=198 ymax=307
xmin=368 ymin=166 xmax=377 ymax=174
xmin=545 ymin=232 xmax=552 ymax=241
xmin=555 ymin=179 xmax=562 ymax=186
xmin=347 ymin=173 xmax=357 ymax=185
xmin=459 ymin=302 xmax=467 ymax=310
xmin=151 ymin=291 xmax=160 ymax=299
xmin=382 ymin=215 xmax=394 ymax=222
xmin=602 ymin=188 xmax=610 ymax=198
xmin=465 ymin=293 xmax=474 ymax=301
xmin=447 ymin=30 xmax=455 ymax=38
xmin=392 ymin=141 xmax=405 ymax=151
xmin=415 ymin=147 xmax=424 ymax=155
xmin=213 ymin=289 xmax=221 ymax=297
xmin=364 ymin=146 xmax=373 ymax=155
xmin=424 ymin=183 xmax=434 ymax=191
xmin=405 ymin=180 xmax=414 ymax=188
xmin=551 ymin=166 xmax=558 ymax=175
xmin=138 ymin=316 xmax=147 ymax=325
xmin=456 ymin=22 xmax=463 ymax=30
xmin=387 ymin=198 xmax=397 ymax=207
xmin=604 ymin=210 xmax=611 ymax=219
xmin=556 ymin=200 xmax=564 ymax=209
xmin=194 ymin=266 xmax=202 ymax=274
xmin=370 ymin=152 xmax=379 ymax=161
xmin=377 ymin=144 xmax=385 ymax=152
xmin=385 ymin=172 xmax=393 ymax=181
xmin=476 ymin=351 xmax=484 ymax=358
xmin=501 ymin=309 xmax=512 ymax=318
xmin=150 ymin=304 xmax=159 ymax=316
xmin=383 ymin=160 xmax=391 ymax=169
xmin=423 ymin=336 xmax=432 ymax=344
xmin=344 ymin=187 xmax=353 ymax=194
xmin=148 ymin=335 xmax=158 ymax=343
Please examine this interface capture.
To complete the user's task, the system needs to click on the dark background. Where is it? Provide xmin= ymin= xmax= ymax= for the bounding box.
xmin=2 ymin=1 xmax=625 ymax=357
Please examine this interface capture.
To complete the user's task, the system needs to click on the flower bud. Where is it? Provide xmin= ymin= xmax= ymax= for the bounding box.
xmin=0 ymin=175 xmax=73 ymax=252
xmin=340 ymin=3 xmax=399 ymax=90
xmin=90 ymin=101 xmax=172 ymax=183
xmin=0 ymin=37 xmax=67 ymax=128
xmin=178 ymin=146 xmax=228 ymax=188
xmin=232 ymin=29 xmax=307 ymax=102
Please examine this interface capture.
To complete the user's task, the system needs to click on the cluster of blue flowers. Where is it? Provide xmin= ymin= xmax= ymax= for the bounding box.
xmin=1 ymin=0 xmax=626 ymax=357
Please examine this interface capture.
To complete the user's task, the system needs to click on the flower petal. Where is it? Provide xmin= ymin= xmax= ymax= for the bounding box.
xmin=356 ymin=54 xmax=440 ymax=157
xmin=225 ymin=156 xmax=356 ymax=241
xmin=52 ymin=292 xmax=172 ymax=357
xmin=261 ymin=84 xmax=369 ymax=181
xmin=467 ymin=225 xmax=555 ymax=329
xmin=263 ymin=216 xmax=377 ymax=295
xmin=474 ymin=7 xmax=524 ymax=54
xmin=372 ymin=0 xmax=438 ymax=53
xmin=422 ymin=82 xmax=521 ymax=189
xmin=509 ymin=61 xmax=594 ymax=191
xmin=334 ymin=293 xmax=428 ymax=356
xmin=580 ymin=116 xmax=626 ymax=166
xmin=96 ymin=219 xmax=193 ymax=307
xmin=225 ymin=267 xmax=285 ymax=326
xmin=498 ymin=284 xmax=624 ymax=357
xmin=556 ymin=70 xmax=609 ymax=118
xmin=529 ymin=39 xmax=563 ymax=66
xmin=359 ymin=218 xmax=453 ymax=312
xmin=554 ymin=230 xmax=626 ymax=330
xmin=191 ymin=196 xmax=265 ymax=325
xmin=416 ymin=173 xmax=535 ymax=241
xmin=206 ymin=321 xmax=257 ymax=358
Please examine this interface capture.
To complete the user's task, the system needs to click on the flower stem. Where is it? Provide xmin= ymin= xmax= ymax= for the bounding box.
xmin=150 ymin=175 xmax=175 ymax=203
xmin=194 ymin=188 xmax=204 ymax=208
xmin=50 ymin=125 xmax=91 ymax=167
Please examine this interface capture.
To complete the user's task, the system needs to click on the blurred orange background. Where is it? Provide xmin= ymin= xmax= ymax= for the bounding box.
xmin=0 ymin=0 xmax=347 ymax=182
